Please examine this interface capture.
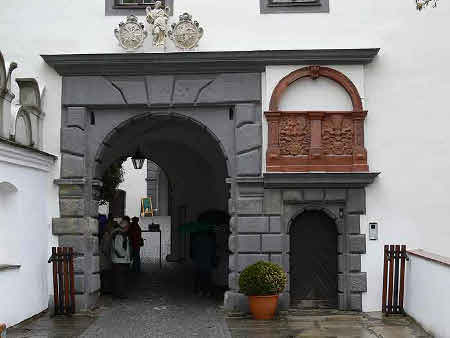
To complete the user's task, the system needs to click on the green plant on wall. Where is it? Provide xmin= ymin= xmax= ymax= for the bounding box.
xmin=416 ymin=0 xmax=438 ymax=10
xmin=239 ymin=261 xmax=287 ymax=296
xmin=99 ymin=161 xmax=125 ymax=205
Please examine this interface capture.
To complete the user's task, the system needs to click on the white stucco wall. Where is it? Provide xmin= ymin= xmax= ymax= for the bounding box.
xmin=118 ymin=158 xmax=147 ymax=218
xmin=0 ymin=143 xmax=55 ymax=327
xmin=0 ymin=0 xmax=449 ymax=321
xmin=404 ymin=254 xmax=450 ymax=338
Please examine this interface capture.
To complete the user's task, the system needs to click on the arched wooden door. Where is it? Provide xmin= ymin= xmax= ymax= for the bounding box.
xmin=290 ymin=210 xmax=338 ymax=308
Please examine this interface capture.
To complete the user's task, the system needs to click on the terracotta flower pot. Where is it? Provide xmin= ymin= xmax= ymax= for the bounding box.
xmin=248 ymin=294 xmax=279 ymax=320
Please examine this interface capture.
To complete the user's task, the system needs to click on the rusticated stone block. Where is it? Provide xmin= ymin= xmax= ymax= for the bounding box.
xmin=229 ymin=235 xmax=238 ymax=253
xmin=269 ymin=216 xmax=282 ymax=233
xmin=59 ymin=199 xmax=85 ymax=217
xmin=325 ymin=189 xmax=346 ymax=201
xmin=338 ymin=254 xmax=362 ymax=273
xmin=337 ymin=273 xmax=346 ymax=292
xmin=61 ymin=128 xmax=86 ymax=156
xmin=236 ymin=124 xmax=261 ymax=153
xmin=236 ymin=198 xmax=263 ymax=215
xmin=303 ymin=189 xmax=324 ymax=201
xmin=238 ymin=235 xmax=261 ymax=252
xmin=229 ymin=216 xmax=238 ymax=233
xmin=88 ymin=273 xmax=101 ymax=294
xmin=270 ymin=253 xmax=282 ymax=266
xmin=61 ymin=153 xmax=84 ymax=178
xmin=236 ymin=149 xmax=261 ymax=177
xmin=74 ymin=274 xmax=85 ymax=294
xmin=173 ymin=77 xmax=215 ymax=104
xmin=228 ymin=272 xmax=239 ymax=291
xmin=348 ymin=234 xmax=366 ymax=254
xmin=262 ymin=234 xmax=284 ymax=252
xmin=278 ymin=292 xmax=290 ymax=311
xmin=263 ymin=189 xmax=281 ymax=215
xmin=237 ymin=217 xmax=268 ymax=233
xmin=146 ymin=75 xmax=174 ymax=105
xmin=53 ymin=217 xmax=98 ymax=236
xmin=337 ymin=235 xmax=344 ymax=253
xmin=350 ymin=293 xmax=363 ymax=311
xmin=59 ymin=235 xmax=86 ymax=253
xmin=337 ymin=292 xmax=346 ymax=310
xmin=197 ymin=73 xmax=261 ymax=104
xmin=238 ymin=254 xmax=269 ymax=271
xmin=224 ymin=291 xmax=249 ymax=313
xmin=346 ymin=189 xmax=366 ymax=214
xmin=349 ymin=272 xmax=367 ymax=292
xmin=282 ymin=253 xmax=290 ymax=273
xmin=229 ymin=254 xmax=238 ymax=272
xmin=345 ymin=214 xmax=361 ymax=234
xmin=282 ymin=190 xmax=303 ymax=202
xmin=66 ymin=107 xmax=87 ymax=130
xmin=235 ymin=103 xmax=256 ymax=127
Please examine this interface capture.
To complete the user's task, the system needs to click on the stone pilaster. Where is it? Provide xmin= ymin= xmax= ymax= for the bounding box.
xmin=52 ymin=106 xmax=100 ymax=312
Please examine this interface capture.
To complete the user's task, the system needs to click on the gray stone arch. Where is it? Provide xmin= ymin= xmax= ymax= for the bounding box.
xmin=286 ymin=203 xmax=341 ymax=234
xmin=92 ymin=111 xmax=232 ymax=180
xmin=92 ymin=111 xmax=232 ymax=264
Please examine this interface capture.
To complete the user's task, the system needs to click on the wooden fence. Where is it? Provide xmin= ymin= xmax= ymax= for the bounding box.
xmin=382 ymin=244 xmax=408 ymax=315
xmin=48 ymin=247 xmax=76 ymax=315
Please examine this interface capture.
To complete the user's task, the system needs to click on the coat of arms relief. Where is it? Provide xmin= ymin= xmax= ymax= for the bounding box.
xmin=114 ymin=1 xmax=204 ymax=51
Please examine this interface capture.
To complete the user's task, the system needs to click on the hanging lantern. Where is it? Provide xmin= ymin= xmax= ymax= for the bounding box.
xmin=131 ymin=148 xmax=145 ymax=169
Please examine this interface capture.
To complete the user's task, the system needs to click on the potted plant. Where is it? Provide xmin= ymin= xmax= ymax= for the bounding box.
xmin=239 ymin=261 xmax=287 ymax=320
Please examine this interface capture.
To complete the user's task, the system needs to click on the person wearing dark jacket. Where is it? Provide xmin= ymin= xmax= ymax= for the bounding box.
xmin=129 ymin=217 xmax=143 ymax=273
xmin=190 ymin=230 xmax=216 ymax=296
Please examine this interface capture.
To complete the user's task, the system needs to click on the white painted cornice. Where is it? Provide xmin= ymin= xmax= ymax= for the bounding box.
xmin=0 ymin=139 xmax=56 ymax=172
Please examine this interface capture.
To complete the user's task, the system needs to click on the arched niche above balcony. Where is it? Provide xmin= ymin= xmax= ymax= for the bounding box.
xmin=265 ymin=66 xmax=368 ymax=172
xmin=12 ymin=78 xmax=44 ymax=148
xmin=0 ymin=181 xmax=18 ymax=193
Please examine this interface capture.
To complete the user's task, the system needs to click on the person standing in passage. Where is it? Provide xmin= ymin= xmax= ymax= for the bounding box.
xmin=129 ymin=217 xmax=143 ymax=273
xmin=111 ymin=216 xmax=131 ymax=299
xmin=100 ymin=218 xmax=117 ymax=294
xmin=190 ymin=230 xmax=216 ymax=297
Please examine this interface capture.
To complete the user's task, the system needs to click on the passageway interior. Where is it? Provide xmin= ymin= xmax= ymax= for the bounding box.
xmin=96 ymin=113 xmax=231 ymax=289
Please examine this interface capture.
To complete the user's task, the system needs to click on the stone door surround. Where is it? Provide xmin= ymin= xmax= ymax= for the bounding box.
xmin=265 ymin=66 xmax=368 ymax=172
xmin=225 ymin=172 xmax=378 ymax=313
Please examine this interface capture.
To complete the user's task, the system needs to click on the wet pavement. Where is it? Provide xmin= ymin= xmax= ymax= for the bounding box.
xmin=227 ymin=309 xmax=432 ymax=338
xmin=7 ymin=262 xmax=432 ymax=338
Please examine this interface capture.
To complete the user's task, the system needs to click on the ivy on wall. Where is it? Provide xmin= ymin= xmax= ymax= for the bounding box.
xmin=99 ymin=161 xmax=125 ymax=205
xmin=416 ymin=0 xmax=439 ymax=10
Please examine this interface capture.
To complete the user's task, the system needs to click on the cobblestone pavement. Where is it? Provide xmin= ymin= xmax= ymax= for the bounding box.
xmin=8 ymin=262 xmax=230 ymax=338
xmin=227 ymin=309 xmax=432 ymax=338
xmin=80 ymin=263 xmax=231 ymax=338
xmin=8 ymin=262 xmax=432 ymax=338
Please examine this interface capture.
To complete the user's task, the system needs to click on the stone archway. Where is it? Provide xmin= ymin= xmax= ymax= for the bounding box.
xmin=93 ymin=112 xmax=230 ymax=267
xmin=290 ymin=210 xmax=338 ymax=308
xmin=52 ymin=71 xmax=263 ymax=311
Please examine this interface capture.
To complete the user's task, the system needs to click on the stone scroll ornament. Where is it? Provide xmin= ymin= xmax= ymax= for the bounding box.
xmin=114 ymin=15 xmax=148 ymax=50
xmin=168 ymin=12 xmax=204 ymax=50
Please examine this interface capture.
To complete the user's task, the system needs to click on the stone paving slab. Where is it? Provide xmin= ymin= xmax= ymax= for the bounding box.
xmin=227 ymin=309 xmax=432 ymax=338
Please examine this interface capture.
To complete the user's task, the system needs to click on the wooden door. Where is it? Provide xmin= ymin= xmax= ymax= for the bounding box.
xmin=290 ymin=210 xmax=338 ymax=308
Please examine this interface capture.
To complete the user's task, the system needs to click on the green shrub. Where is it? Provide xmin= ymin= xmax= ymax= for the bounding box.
xmin=239 ymin=261 xmax=287 ymax=296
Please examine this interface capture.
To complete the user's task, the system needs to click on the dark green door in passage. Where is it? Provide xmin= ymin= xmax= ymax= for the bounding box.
xmin=290 ymin=210 xmax=338 ymax=308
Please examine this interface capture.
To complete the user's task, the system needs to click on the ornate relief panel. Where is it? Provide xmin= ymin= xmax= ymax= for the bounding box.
xmin=279 ymin=114 xmax=310 ymax=156
xmin=265 ymin=66 xmax=368 ymax=172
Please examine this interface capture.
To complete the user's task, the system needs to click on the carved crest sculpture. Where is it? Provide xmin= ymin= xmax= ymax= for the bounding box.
xmin=265 ymin=66 xmax=369 ymax=172
xmin=114 ymin=15 xmax=148 ymax=50
xmin=168 ymin=12 xmax=204 ymax=50
xmin=146 ymin=1 xmax=170 ymax=47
